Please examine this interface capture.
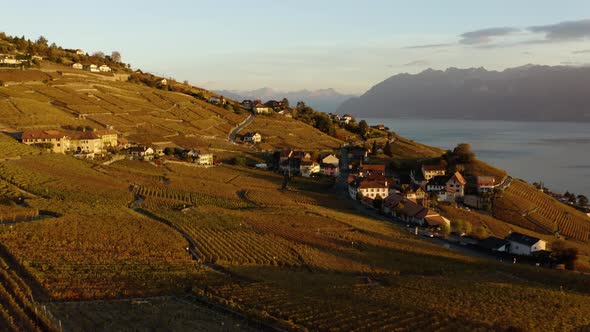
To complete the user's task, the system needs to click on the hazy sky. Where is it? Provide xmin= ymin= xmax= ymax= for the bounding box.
xmin=3 ymin=0 xmax=590 ymax=93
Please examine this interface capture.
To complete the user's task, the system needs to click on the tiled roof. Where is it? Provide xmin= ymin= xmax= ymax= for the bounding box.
xmin=22 ymin=130 xmax=66 ymax=140
xmin=422 ymin=164 xmax=446 ymax=172
xmin=449 ymin=171 xmax=467 ymax=185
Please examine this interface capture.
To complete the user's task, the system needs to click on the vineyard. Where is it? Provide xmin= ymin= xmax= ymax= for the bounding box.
xmin=494 ymin=180 xmax=590 ymax=241
xmin=0 ymin=255 xmax=56 ymax=331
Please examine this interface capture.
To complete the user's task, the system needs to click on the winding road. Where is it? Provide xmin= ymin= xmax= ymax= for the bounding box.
xmin=228 ymin=112 xmax=255 ymax=143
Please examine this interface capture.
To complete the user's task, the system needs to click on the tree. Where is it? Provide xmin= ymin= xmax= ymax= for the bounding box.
xmin=472 ymin=226 xmax=489 ymax=239
xmin=577 ymin=195 xmax=588 ymax=206
xmin=233 ymin=156 xmax=247 ymax=166
xmin=371 ymin=140 xmax=378 ymax=155
xmin=358 ymin=120 xmax=369 ymax=139
xmin=111 ymin=51 xmax=121 ymax=63
xmin=93 ymin=51 xmax=105 ymax=58
xmin=453 ymin=143 xmax=475 ymax=163
xmin=551 ymin=240 xmax=578 ymax=270
xmin=281 ymin=98 xmax=290 ymax=109
xmin=35 ymin=36 xmax=48 ymax=46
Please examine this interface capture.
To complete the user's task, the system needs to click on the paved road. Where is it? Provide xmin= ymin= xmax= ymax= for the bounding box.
xmin=228 ymin=113 xmax=255 ymax=143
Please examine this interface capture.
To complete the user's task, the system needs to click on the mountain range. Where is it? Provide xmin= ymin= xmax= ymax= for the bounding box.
xmin=216 ymin=87 xmax=356 ymax=113
xmin=337 ymin=65 xmax=590 ymax=122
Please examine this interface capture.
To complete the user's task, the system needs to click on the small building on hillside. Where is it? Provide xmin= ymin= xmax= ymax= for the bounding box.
xmin=477 ymin=176 xmax=497 ymax=193
xmin=446 ymin=171 xmax=467 ymax=198
xmin=21 ymin=130 xmax=69 ymax=154
xmin=505 ymin=232 xmax=546 ymax=256
xmin=422 ymin=164 xmax=446 ymax=180
xmin=253 ymin=104 xmax=272 ymax=114
xmin=241 ymin=100 xmax=254 ymax=108
xmin=360 ymin=164 xmax=385 ymax=177
xmin=424 ymin=211 xmax=450 ymax=228
xmin=479 ymin=236 xmax=509 ymax=252
xmin=88 ymin=64 xmax=99 ymax=72
xmin=321 ymin=154 xmax=339 ymax=167
xmin=99 ymin=65 xmax=111 ymax=72
xmin=341 ymin=114 xmax=354 ymax=124
xmin=195 ymin=153 xmax=214 ymax=166
xmin=300 ymin=160 xmax=320 ymax=177
xmin=130 ymin=146 xmax=155 ymax=160
xmin=208 ymin=96 xmax=221 ymax=105
xmin=76 ymin=49 xmax=84 ymax=55
xmin=357 ymin=179 xmax=389 ymax=200
xmin=159 ymin=79 xmax=168 ymax=86
xmin=67 ymin=131 xmax=103 ymax=158
xmin=243 ymin=132 xmax=262 ymax=143
xmin=72 ymin=63 xmax=83 ymax=70
xmin=95 ymin=129 xmax=118 ymax=148
xmin=321 ymin=163 xmax=339 ymax=177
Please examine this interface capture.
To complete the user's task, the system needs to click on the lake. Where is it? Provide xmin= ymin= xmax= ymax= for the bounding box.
xmin=364 ymin=118 xmax=590 ymax=197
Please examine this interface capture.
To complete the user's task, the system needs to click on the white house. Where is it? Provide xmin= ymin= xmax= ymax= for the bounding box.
xmin=243 ymin=132 xmax=262 ymax=143
xmin=479 ymin=236 xmax=509 ymax=252
xmin=300 ymin=160 xmax=320 ymax=177
xmin=446 ymin=171 xmax=467 ymax=198
xmin=99 ymin=65 xmax=111 ymax=72
xmin=341 ymin=114 xmax=354 ymax=124
xmin=159 ymin=79 xmax=168 ymax=86
xmin=321 ymin=154 xmax=339 ymax=167
xmin=130 ymin=146 xmax=155 ymax=160
xmin=253 ymin=104 xmax=271 ymax=114
xmin=196 ymin=153 xmax=214 ymax=166
xmin=422 ymin=164 xmax=446 ymax=180
xmin=506 ymin=232 xmax=546 ymax=256
xmin=477 ymin=176 xmax=496 ymax=193
xmin=76 ymin=49 xmax=85 ymax=55
xmin=357 ymin=179 xmax=389 ymax=199
xmin=72 ymin=63 xmax=83 ymax=70
xmin=88 ymin=64 xmax=99 ymax=72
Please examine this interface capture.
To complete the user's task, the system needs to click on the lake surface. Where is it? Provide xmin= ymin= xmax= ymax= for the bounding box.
xmin=364 ymin=118 xmax=590 ymax=196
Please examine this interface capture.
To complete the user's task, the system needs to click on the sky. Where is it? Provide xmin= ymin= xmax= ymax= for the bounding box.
xmin=2 ymin=0 xmax=590 ymax=94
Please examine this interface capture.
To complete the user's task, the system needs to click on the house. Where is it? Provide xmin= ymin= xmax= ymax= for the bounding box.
xmin=300 ymin=160 xmax=320 ymax=177
xmin=88 ymin=64 xmax=99 ymax=72
xmin=477 ymin=176 xmax=496 ymax=193
xmin=357 ymin=179 xmax=389 ymax=200
xmin=243 ymin=132 xmax=262 ymax=143
xmin=424 ymin=211 xmax=450 ymax=228
xmin=159 ymin=79 xmax=168 ymax=86
xmin=382 ymin=194 xmax=403 ymax=215
xmin=341 ymin=114 xmax=354 ymax=124
xmin=445 ymin=171 xmax=467 ymax=199
xmin=253 ymin=104 xmax=272 ymax=114
xmin=479 ymin=236 xmax=509 ymax=252
xmin=321 ymin=154 xmax=339 ymax=167
xmin=0 ymin=56 xmax=22 ymax=65
xmin=399 ymin=200 xmax=429 ymax=225
xmin=371 ymin=124 xmax=386 ymax=130
xmin=505 ymin=232 xmax=546 ymax=256
xmin=72 ymin=63 xmax=83 ymax=70
xmin=321 ymin=163 xmax=339 ymax=177
xmin=360 ymin=164 xmax=385 ymax=177
xmin=279 ymin=149 xmax=309 ymax=174
xmin=95 ymin=129 xmax=118 ymax=148
xmin=195 ymin=153 xmax=214 ymax=166
xmin=21 ymin=130 xmax=69 ymax=154
xmin=76 ymin=49 xmax=84 ymax=55
xmin=241 ymin=100 xmax=254 ymax=108
xmin=426 ymin=176 xmax=447 ymax=192
xmin=208 ymin=96 xmax=221 ymax=105
xmin=422 ymin=164 xmax=446 ymax=180
xmin=264 ymin=100 xmax=283 ymax=109
xmin=130 ymin=146 xmax=155 ymax=160
xmin=99 ymin=65 xmax=111 ymax=72
xmin=67 ymin=131 xmax=104 ymax=158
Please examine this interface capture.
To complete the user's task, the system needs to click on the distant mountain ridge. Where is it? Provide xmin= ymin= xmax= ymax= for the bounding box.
xmin=216 ymin=87 xmax=356 ymax=113
xmin=337 ymin=65 xmax=590 ymax=122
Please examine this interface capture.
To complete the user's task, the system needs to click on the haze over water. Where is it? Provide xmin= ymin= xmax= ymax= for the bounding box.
xmin=366 ymin=118 xmax=590 ymax=197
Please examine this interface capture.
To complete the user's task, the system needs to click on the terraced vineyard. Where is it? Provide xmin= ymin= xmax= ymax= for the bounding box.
xmin=494 ymin=180 xmax=590 ymax=241
xmin=0 ymin=256 xmax=56 ymax=331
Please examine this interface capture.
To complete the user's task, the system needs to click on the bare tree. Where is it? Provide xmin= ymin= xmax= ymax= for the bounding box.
xmin=93 ymin=51 xmax=105 ymax=58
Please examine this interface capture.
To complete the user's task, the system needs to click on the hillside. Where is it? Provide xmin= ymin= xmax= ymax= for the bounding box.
xmin=337 ymin=65 xmax=590 ymax=122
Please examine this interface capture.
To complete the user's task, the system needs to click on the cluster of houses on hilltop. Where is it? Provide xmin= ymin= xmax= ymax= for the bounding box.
xmin=21 ymin=129 xmax=119 ymax=159
xmin=278 ymin=149 xmax=340 ymax=178
xmin=71 ymin=63 xmax=111 ymax=72
xmin=240 ymin=100 xmax=284 ymax=115
xmin=129 ymin=146 xmax=214 ymax=165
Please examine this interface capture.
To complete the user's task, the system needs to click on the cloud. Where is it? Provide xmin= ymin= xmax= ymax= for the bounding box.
xmin=459 ymin=27 xmax=520 ymax=44
xmin=402 ymin=43 xmax=454 ymax=49
xmin=403 ymin=60 xmax=430 ymax=67
xmin=528 ymin=19 xmax=590 ymax=41
xmin=573 ymin=49 xmax=590 ymax=54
